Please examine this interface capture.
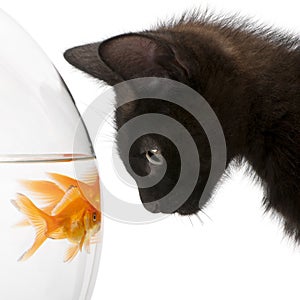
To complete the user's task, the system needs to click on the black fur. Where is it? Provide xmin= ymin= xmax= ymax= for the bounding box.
xmin=64 ymin=11 xmax=300 ymax=242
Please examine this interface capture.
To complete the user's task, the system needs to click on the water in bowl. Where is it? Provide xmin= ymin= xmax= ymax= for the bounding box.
xmin=0 ymin=154 xmax=102 ymax=300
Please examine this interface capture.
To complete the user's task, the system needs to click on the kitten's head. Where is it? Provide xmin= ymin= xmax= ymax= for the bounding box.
xmin=64 ymin=30 xmax=222 ymax=215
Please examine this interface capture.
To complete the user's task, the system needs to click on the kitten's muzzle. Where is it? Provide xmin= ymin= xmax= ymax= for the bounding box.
xmin=143 ymin=201 xmax=161 ymax=213
xmin=142 ymin=196 xmax=201 ymax=215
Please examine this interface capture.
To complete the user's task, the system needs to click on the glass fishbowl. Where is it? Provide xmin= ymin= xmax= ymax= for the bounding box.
xmin=0 ymin=10 xmax=102 ymax=300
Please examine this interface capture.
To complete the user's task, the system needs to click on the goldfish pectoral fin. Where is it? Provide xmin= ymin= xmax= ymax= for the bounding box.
xmin=79 ymin=233 xmax=87 ymax=252
xmin=90 ymin=233 xmax=101 ymax=245
xmin=18 ymin=233 xmax=47 ymax=262
xmin=64 ymin=244 xmax=80 ymax=263
xmin=84 ymin=238 xmax=91 ymax=253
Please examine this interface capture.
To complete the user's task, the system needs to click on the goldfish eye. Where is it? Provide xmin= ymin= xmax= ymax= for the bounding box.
xmin=92 ymin=213 xmax=97 ymax=222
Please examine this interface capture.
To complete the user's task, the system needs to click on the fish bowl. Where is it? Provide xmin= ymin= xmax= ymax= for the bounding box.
xmin=0 ymin=10 xmax=102 ymax=300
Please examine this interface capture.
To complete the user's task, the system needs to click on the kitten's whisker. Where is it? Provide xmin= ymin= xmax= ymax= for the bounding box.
xmin=97 ymin=132 xmax=116 ymax=141
xmin=200 ymin=209 xmax=213 ymax=222
xmin=84 ymin=109 xmax=115 ymax=128
xmin=188 ymin=215 xmax=194 ymax=227
xmin=195 ymin=213 xmax=204 ymax=225
xmin=97 ymin=140 xmax=114 ymax=144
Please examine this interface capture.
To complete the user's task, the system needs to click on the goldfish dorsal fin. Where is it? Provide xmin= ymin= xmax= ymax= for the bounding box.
xmin=47 ymin=172 xmax=100 ymax=208
xmin=64 ymin=244 xmax=80 ymax=263
xmin=47 ymin=173 xmax=79 ymax=191
xmin=47 ymin=172 xmax=93 ymax=191
xmin=78 ymin=167 xmax=99 ymax=185
xmin=79 ymin=168 xmax=100 ymax=205
xmin=48 ymin=172 xmax=93 ymax=198
xmin=51 ymin=186 xmax=81 ymax=215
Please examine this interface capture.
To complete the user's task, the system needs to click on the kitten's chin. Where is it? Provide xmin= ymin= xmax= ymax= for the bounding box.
xmin=142 ymin=201 xmax=200 ymax=215
xmin=175 ymin=207 xmax=200 ymax=216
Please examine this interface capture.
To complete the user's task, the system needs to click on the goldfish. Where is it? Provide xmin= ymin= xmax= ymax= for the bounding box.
xmin=18 ymin=172 xmax=100 ymax=218
xmin=11 ymin=172 xmax=101 ymax=262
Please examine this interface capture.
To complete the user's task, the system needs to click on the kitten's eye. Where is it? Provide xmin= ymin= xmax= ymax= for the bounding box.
xmin=145 ymin=149 xmax=164 ymax=166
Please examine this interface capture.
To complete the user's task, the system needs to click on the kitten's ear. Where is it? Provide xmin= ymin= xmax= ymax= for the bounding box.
xmin=64 ymin=42 xmax=122 ymax=85
xmin=64 ymin=33 xmax=189 ymax=85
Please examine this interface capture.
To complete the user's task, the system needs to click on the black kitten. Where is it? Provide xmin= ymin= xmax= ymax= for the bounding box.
xmin=64 ymin=12 xmax=300 ymax=241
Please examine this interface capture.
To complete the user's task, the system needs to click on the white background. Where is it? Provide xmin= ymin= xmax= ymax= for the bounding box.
xmin=1 ymin=1 xmax=300 ymax=299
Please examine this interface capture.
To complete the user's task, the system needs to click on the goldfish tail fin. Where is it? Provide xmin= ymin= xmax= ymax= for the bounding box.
xmin=13 ymin=219 xmax=30 ymax=227
xmin=11 ymin=194 xmax=50 ymax=229
xmin=64 ymin=244 xmax=80 ymax=263
xmin=11 ymin=194 xmax=50 ymax=261
xmin=20 ymin=179 xmax=65 ymax=214
xmin=18 ymin=232 xmax=47 ymax=262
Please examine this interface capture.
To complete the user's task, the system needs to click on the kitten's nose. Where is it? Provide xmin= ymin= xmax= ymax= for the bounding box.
xmin=143 ymin=201 xmax=161 ymax=213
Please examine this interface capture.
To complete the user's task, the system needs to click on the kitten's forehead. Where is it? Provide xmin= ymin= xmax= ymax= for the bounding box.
xmin=139 ymin=135 xmax=161 ymax=150
xmin=115 ymin=97 xmax=173 ymax=129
